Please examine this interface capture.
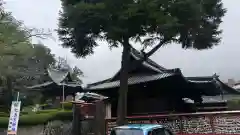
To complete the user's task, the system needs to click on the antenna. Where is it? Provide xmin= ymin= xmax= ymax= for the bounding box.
xmin=65 ymin=56 xmax=68 ymax=64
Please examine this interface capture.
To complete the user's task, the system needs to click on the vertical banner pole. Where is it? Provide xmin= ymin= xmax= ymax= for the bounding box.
xmin=16 ymin=92 xmax=19 ymax=102
xmin=7 ymin=101 xmax=21 ymax=135
xmin=62 ymin=84 xmax=65 ymax=110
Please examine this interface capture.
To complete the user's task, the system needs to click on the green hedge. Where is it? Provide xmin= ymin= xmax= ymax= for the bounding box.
xmin=30 ymin=102 xmax=72 ymax=110
xmin=60 ymin=102 xmax=73 ymax=110
xmin=227 ymin=99 xmax=240 ymax=110
xmin=0 ymin=112 xmax=8 ymax=117
xmin=0 ymin=110 xmax=72 ymax=128
xmin=36 ymin=109 xmax=62 ymax=114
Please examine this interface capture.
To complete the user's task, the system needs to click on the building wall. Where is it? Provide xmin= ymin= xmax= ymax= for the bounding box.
xmin=227 ymin=79 xmax=236 ymax=87
xmin=109 ymin=97 xmax=194 ymax=117
xmin=0 ymin=121 xmax=72 ymax=135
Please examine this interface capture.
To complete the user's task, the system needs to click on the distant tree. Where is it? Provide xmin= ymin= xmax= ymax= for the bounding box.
xmin=71 ymin=66 xmax=84 ymax=82
xmin=13 ymin=44 xmax=56 ymax=86
xmin=0 ymin=2 xmax=54 ymax=80
xmin=51 ymin=57 xmax=84 ymax=84
xmin=52 ymin=57 xmax=71 ymax=71
xmin=0 ymin=5 xmax=55 ymax=110
xmin=0 ymin=1 xmax=56 ymax=110
xmin=0 ymin=8 xmax=51 ymax=54
xmin=58 ymin=0 xmax=226 ymax=125
xmin=0 ymin=43 xmax=56 ymax=110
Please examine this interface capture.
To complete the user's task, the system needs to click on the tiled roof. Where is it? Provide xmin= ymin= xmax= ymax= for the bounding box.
xmin=130 ymin=48 xmax=167 ymax=72
xmin=27 ymin=81 xmax=53 ymax=89
xmin=202 ymin=95 xmax=240 ymax=103
xmin=27 ymin=81 xmax=82 ymax=89
xmin=186 ymin=75 xmax=240 ymax=95
xmin=233 ymin=84 xmax=240 ymax=90
xmin=86 ymin=47 xmax=239 ymax=95
xmin=27 ymin=66 xmax=82 ymax=90
xmin=186 ymin=75 xmax=217 ymax=83
xmin=109 ymin=47 xmax=167 ymax=81
xmin=87 ymin=72 xmax=174 ymax=90
xmin=87 ymin=47 xmax=177 ymax=90
xmin=87 ymin=73 xmax=219 ymax=91
xmin=187 ymin=80 xmax=213 ymax=83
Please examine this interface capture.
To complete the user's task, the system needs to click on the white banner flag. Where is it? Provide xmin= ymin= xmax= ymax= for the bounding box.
xmin=7 ymin=101 xmax=21 ymax=135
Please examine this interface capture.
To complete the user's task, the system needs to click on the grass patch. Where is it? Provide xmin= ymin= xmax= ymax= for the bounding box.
xmin=0 ymin=110 xmax=72 ymax=128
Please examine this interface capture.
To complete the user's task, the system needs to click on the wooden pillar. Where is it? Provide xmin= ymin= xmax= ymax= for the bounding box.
xmin=95 ymin=101 xmax=106 ymax=135
xmin=105 ymin=103 xmax=111 ymax=119
xmin=179 ymin=116 xmax=184 ymax=135
xmin=72 ymin=103 xmax=81 ymax=135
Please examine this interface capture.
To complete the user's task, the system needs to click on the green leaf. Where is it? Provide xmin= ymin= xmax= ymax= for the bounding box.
xmin=58 ymin=0 xmax=226 ymax=57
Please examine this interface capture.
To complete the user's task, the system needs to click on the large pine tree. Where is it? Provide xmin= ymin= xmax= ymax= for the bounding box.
xmin=58 ymin=0 xmax=226 ymax=125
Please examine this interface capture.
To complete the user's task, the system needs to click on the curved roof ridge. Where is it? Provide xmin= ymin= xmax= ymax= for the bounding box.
xmin=86 ymin=72 xmax=176 ymax=90
xmin=87 ymin=47 xmax=178 ymax=87
xmin=130 ymin=47 xmax=167 ymax=72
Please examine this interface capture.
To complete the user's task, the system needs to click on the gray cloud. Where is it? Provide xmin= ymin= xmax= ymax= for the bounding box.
xmin=4 ymin=0 xmax=240 ymax=84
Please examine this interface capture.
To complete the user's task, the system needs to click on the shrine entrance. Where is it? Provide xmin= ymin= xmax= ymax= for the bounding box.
xmin=72 ymin=100 xmax=106 ymax=135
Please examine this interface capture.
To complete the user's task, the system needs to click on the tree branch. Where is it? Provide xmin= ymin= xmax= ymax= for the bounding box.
xmin=124 ymin=38 xmax=170 ymax=74
xmin=9 ymin=33 xmax=51 ymax=46
xmin=112 ymin=38 xmax=172 ymax=78
xmin=145 ymin=38 xmax=169 ymax=58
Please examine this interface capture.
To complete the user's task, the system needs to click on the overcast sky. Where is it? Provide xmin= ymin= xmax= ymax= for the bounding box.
xmin=3 ymin=0 xmax=240 ymax=84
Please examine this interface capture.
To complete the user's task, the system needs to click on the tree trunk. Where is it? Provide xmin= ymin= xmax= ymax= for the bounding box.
xmin=117 ymin=39 xmax=131 ymax=125
xmin=6 ymin=76 xmax=13 ymax=111
xmin=145 ymin=39 xmax=168 ymax=58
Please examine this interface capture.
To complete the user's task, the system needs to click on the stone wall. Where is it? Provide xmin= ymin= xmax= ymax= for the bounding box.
xmin=106 ymin=111 xmax=240 ymax=135
xmin=0 ymin=121 xmax=72 ymax=135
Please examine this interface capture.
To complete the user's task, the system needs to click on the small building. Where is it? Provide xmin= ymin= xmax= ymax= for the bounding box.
xmin=27 ymin=67 xmax=83 ymax=103
xmin=233 ymin=83 xmax=240 ymax=91
xmin=86 ymin=47 xmax=240 ymax=117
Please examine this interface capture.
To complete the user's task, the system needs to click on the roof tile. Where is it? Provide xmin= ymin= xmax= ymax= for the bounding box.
xmin=87 ymin=72 xmax=174 ymax=90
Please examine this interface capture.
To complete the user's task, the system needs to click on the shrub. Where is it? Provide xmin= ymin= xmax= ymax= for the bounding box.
xmin=227 ymin=99 xmax=240 ymax=110
xmin=20 ymin=111 xmax=29 ymax=115
xmin=0 ymin=112 xmax=9 ymax=117
xmin=40 ymin=104 xmax=53 ymax=110
xmin=60 ymin=102 xmax=72 ymax=110
xmin=49 ymin=110 xmax=72 ymax=121
xmin=22 ymin=106 xmax=33 ymax=112
xmin=0 ymin=117 xmax=8 ymax=128
xmin=0 ymin=110 xmax=72 ymax=128
xmin=36 ymin=109 xmax=61 ymax=114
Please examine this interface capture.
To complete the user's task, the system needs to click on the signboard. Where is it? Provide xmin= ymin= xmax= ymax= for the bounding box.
xmin=7 ymin=101 xmax=21 ymax=135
